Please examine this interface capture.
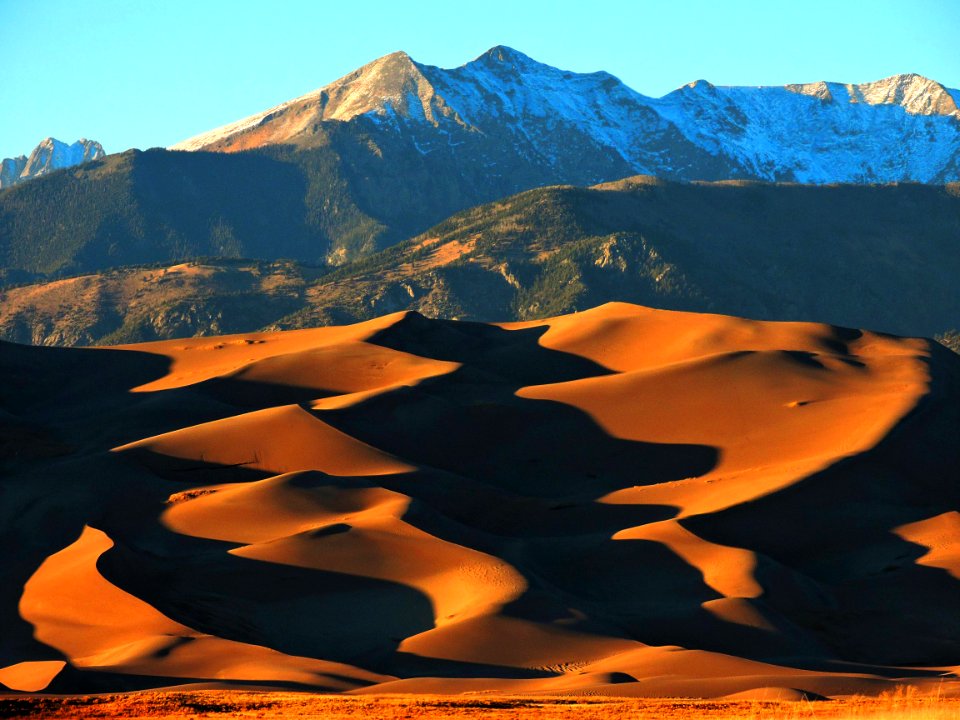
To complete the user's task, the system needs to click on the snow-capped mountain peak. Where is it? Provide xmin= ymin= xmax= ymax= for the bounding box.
xmin=680 ymin=79 xmax=717 ymax=92
xmin=173 ymin=50 xmax=467 ymax=151
xmin=785 ymin=81 xmax=835 ymax=102
xmin=169 ymin=47 xmax=960 ymax=184
xmin=24 ymin=137 xmax=104 ymax=174
xmin=318 ymin=50 xmax=439 ymax=122
xmin=785 ymin=74 xmax=958 ymax=116
xmin=855 ymin=73 xmax=959 ymax=116
xmin=1 ymin=138 xmax=104 ymax=188
xmin=471 ymin=44 xmax=543 ymax=72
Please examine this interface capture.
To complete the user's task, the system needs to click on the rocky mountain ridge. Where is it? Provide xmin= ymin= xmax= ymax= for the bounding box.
xmin=0 ymin=138 xmax=104 ymax=188
xmin=173 ymin=46 xmax=960 ymax=184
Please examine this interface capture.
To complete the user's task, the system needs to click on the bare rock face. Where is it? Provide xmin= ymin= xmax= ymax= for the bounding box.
xmin=0 ymin=156 xmax=27 ymax=187
xmin=0 ymin=138 xmax=104 ymax=188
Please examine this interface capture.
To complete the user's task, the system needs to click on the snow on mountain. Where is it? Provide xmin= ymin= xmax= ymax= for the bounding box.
xmin=650 ymin=74 xmax=960 ymax=182
xmin=418 ymin=46 xmax=672 ymax=167
xmin=172 ymin=51 xmax=463 ymax=152
xmin=0 ymin=138 xmax=105 ymax=188
xmin=170 ymin=47 xmax=960 ymax=184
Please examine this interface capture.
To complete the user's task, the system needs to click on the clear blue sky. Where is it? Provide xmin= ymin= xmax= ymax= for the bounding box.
xmin=3 ymin=0 xmax=959 ymax=160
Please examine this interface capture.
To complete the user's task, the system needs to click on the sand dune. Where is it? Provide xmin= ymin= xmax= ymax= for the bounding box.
xmin=1 ymin=303 xmax=958 ymax=697
xmin=17 ymin=525 xmax=393 ymax=691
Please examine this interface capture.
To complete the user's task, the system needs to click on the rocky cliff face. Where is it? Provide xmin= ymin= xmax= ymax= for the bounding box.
xmin=172 ymin=46 xmax=960 ymax=184
xmin=0 ymin=138 xmax=104 ymax=188
xmin=0 ymin=156 xmax=28 ymax=188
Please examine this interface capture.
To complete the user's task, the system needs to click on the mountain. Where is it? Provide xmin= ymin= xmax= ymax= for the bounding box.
xmin=173 ymin=47 xmax=960 ymax=184
xmin=3 ymin=177 xmax=959 ymax=346
xmin=0 ymin=138 xmax=104 ymax=189
xmin=0 ymin=129 xmax=545 ymax=281
xmin=0 ymin=259 xmax=322 ymax=346
xmin=287 ymin=177 xmax=960 ymax=338
xmin=0 ymin=148 xmax=352 ymax=285
xmin=3 ymin=50 xmax=959 ymax=282
xmin=2 ymin=303 xmax=959 ymax=694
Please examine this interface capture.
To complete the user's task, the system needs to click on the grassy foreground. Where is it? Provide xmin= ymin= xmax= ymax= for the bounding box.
xmin=1 ymin=689 xmax=958 ymax=720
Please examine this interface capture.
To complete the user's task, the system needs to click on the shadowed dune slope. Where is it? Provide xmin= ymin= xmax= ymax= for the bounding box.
xmin=1 ymin=303 xmax=959 ymax=698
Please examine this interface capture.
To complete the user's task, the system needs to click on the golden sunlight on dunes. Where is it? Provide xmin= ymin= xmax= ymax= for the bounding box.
xmin=17 ymin=526 xmax=393 ymax=689
xmin=896 ymin=512 xmax=960 ymax=580
xmin=517 ymin=304 xmax=928 ymax=515
xmin=20 ymin=526 xmax=193 ymax=662
xmin=1 ymin=303 xmax=958 ymax=698
xmin=124 ymin=311 xmax=456 ymax=393
xmin=115 ymin=404 xmax=415 ymax=477
xmin=0 ymin=660 xmax=65 ymax=692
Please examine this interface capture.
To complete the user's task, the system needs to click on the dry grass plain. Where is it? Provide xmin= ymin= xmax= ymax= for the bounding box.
xmin=1 ymin=689 xmax=959 ymax=720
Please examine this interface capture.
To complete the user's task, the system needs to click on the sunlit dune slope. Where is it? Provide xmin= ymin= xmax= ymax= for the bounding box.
xmin=1 ymin=303 xmax=958 ymax=698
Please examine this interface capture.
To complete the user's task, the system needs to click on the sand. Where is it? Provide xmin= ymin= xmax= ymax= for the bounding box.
xmin=0 ymin=302 xmax=958 ymax=697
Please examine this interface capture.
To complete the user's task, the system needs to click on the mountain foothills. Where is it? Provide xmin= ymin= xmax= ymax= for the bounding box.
xmin=1 ymin=304 xmax=959 ymax=696
xmin=2 ymin=47 xmax=960 ymax=284
xmin=280 ymin=178 xmax=960 ymax=338
xmin=2 ymin=177 xmax=959 ymax=346
xmin=0 ymin=138 xmax=104 ymax=189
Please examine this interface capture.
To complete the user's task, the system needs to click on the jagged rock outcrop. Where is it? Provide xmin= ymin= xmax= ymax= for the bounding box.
xmin=0 ymin=138 xmax=104 ymax=188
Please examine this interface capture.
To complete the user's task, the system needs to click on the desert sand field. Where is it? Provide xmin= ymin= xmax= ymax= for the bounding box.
xmin=1 ymin=302 xmax=958 ymax=702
